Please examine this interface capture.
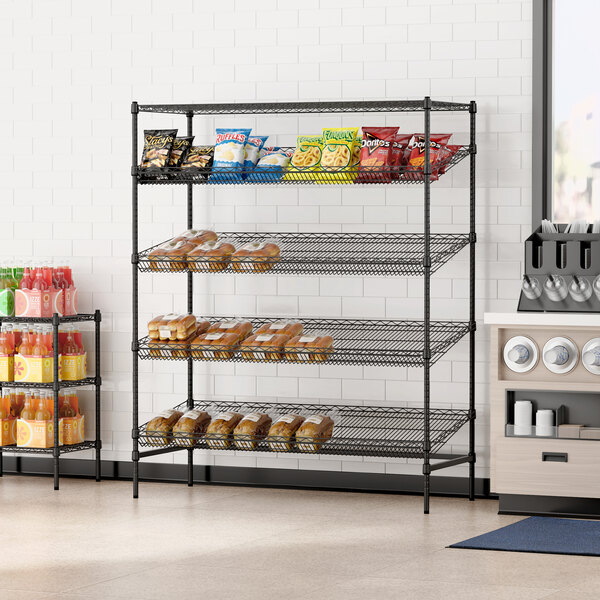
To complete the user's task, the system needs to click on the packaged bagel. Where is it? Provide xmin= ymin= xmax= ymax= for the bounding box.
xmin=246 ymin=148 xmax=293 ymax=182
xmin=284 ymin=135 xmax=323 ymax=181
xmin=243 ymin=135 xmax=268 ymax=177
xmin=140 ymin=129 xmax=177 ymax=169
xmin=180 ymin=146 xmax=214 ymax=180
xmin=319 ymin=127 xmax=358 ymax=183
xmin=209 ymin=128 xmax=252 ymax=183
xmin=355 ymin=127 xmax=398 ymax=183
xmin=168 ymin=136 xmax=194 ymax=167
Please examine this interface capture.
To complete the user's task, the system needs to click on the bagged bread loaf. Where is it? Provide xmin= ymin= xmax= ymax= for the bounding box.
xmin=240 ymin=333 xmax=291 ymax=362
xmin=255 ymin=320 xmax=303 ymax=338
xmin=267 ymin=414 xmax=305 ymax=452
xmin=231 ymin=242 xmax=280 ymax=274
xmin=206 ymin=411 xmax=243 ymax=449
xmin=172 ymin=409 xmax=211 ymax=446
xmin=187 ymin=240 xmax=236 ymax=273
xmin=296 ymin=415 xmax=335 ymax=453
xmin=284 ymin=334 xmax=334 ymax=363
xmin=145 ymin=409 xmax=184 ymax=446
xmin=234 ymin=413 xmax=272 ymax=450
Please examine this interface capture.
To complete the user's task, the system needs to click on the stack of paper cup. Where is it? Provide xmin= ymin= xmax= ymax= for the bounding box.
xmin=514 ymin=400 xmax=533 ymax=436
xmin=536 ymin=409 xmax=554 ymax=437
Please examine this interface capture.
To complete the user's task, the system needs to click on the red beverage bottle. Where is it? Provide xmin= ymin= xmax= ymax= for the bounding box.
xmin=31 ymin=270 xmax=48 ymax=291
xmin=54 ymin=267 xmax=68 ymax=291
xmin=0 ymin=327 xmax=13 ymax=356
xmin=62 ymin=327 xmax=79 ymax=355
xmin=12 ymin=325 xmax=21 ymax=350
xmin=43 ymin=325 xmax=53 ymax=357
xmin=19 ymin=267 xmax=32 ymax=290
xmin=42 ymin=262 xmax=53 ymax=288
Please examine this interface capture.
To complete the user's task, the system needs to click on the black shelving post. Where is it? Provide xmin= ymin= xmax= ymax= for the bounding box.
xmin=423 ymin=97 xmax=432 ymax=514
xmin=468 ymin=101 xmax=478 ymax=500
xmin=186 ymin=111 xmax=194 ymax=487
xmin=131 ymin=101 xmax=140 ymax=498
xmin=52 ymin=312 xmax=60 ymax=490
xmin=95 ymin=309 xmax=102 ymax=481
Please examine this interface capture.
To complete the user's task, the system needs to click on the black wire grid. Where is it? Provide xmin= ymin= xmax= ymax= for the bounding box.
xmin=137 ymin=146 xmax=470 ymax=186
xmin=5 ymin=377 xmax=98 ymax=389
xmin=138 ymin=317 xmax=471 ymax=367
xmin=138 ymin=233 xmax=469 ymax=277
xmin=138 ymin=400 xmax=469 ymax=459
xmin=0 ymin=441 xmax=96 ymax=454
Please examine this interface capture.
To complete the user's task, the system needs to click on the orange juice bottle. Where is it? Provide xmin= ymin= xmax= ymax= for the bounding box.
xmin=32 ymin=327 xmax=48 ymax=357
xmin=21 ymin=391 xmax=36 ymax=420
xmin=12 ymin=388 xmax=24 ymax=417
xmin=59 ymin=392 xmax=76 ymax=418
xmin=35 ymin=391 xmax=51 ymax=421
xmin=43 ymin=325 xmax=53 ymax=356
xmin=0 ymin=325 xmax=13 ymax=356
xmin=0 ymin=389 xmax=10 ymax=419
xmin=62 ymin=326 xmax=79 ymax=355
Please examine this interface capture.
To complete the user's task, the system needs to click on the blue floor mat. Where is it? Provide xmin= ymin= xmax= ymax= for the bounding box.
xmin=449 ymin=516 xmax=600 ymax=556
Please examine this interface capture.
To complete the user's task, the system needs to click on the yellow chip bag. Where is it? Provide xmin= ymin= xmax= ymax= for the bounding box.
xmin=284 ymin=135 xmax=323 ymax=181
xmin=349 ymin=134 xmax=362 ymax=181
xmin=319 ymin=127 xmax=358 ymax=183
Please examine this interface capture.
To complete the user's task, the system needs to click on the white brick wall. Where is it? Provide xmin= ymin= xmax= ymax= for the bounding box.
xmin=1 ymin=0 xmax=532 ymax=480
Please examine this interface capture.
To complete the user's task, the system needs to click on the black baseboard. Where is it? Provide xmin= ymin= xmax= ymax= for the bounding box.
xmin=0 ymin=455 xmax=493 ymax=498
xmin=499 ymin=494 xmax=600 ymax=519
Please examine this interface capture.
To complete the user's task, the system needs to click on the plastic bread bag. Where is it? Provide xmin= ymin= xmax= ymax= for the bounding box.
xmin=355 ymin=127 xmax=398 ymax=183
xmin=230 ymin=238 xmax=281 ymax=273
xmin=284 ymin=135 xmax=323 ymax=181
xmin=243 ymin=135 xmax=268 ymax=178
xmin=168 ymin=136 xmax=194 ymax=168
xmin=209 ymin=128 xmax=252 ymax=183
xmin=140 ymin=129 xmax=177 ymax=170
xmin=180 ymin=146 xmax=214 ymax=181
xmin=245 ymin=148 xmax=293 ymax=183
xmin=319 ymin=127 xmax=358 ymax=183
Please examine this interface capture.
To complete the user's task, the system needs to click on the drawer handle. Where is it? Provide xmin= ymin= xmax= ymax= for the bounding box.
xmin=542 ymin=452 xmax=568 ymax=463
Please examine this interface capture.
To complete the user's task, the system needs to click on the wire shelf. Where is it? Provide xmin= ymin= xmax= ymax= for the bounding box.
xmin=138 ymin=232 xmax=469 ymax=277
xmin=137 ymin=146 xmax=470 ymax=186
xmin=0 ymin=377 xmax=98 ymax=390
xmin=138 ymin=400 xmax=469 ymax=459
xmin=137 ymin=99 xmax=472 ymax=115
xmin=0 ymin=314 xmax=97 ymax=324
xmin=138 ymin=318 xmax=471 ymax=367
xmin=0 ymin=441 xmax=97 ymax=455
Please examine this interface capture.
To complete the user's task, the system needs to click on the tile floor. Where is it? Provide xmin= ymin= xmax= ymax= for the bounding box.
xmin=1 ymin=475 xmax=598 ymax=599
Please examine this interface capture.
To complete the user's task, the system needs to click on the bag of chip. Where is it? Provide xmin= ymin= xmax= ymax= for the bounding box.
xmin=404 ymin=133 xmax=452 ymax=181
xmin=168 ymin=136 xmax=194 ymax=168
xmin=437 ymin=143 xmax=461 ymax=175
xmin=348 ymin=134 xmax=362 ymax=181
xmin=140 ymin=129 xmax=177 ymax=170
xmin=284 ymin=135 xmax=323 ymax=181
xmin=319 ymin=127 xmax=358 ymax=183
xmin=355 ymin=127 xmax=398 ymax=184
xmin=243 ymin=135 xmax=269 ymax=178
xmin=209 ymin=128 xmax=252 ymax=183
xmin=180 ymin=146 xmax=214 ymax=180
xmin=390 ymin=134 xmax=412 ymax=180
xmin=246 ymin=147 xmax=293 ymax=183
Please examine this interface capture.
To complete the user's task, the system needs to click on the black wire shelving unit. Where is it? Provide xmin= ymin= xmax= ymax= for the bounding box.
xmin=0 ymin=311 xmax=102 ymax=489
xmin=131 ymin=97 xmax=477 ymax=513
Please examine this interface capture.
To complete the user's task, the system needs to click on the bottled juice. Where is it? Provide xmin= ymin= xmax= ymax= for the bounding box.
xmin=43 ymin=326 xmax=53 ymax=357
xmin=19 ymin=267 xmax=32 ymax=290
xmin=35 ymin=392 xmax=51 ymax=421
xmin=21 ymin=392 xmax=36 ymax=420
xmin=54 ymin=267 xmax=68 ymax=291
xmin=0 ymin=388 xmax=11 ymax=419
xmin=18 ymin=326 xmax=30 ymax=356
xmin=62 ymin=326 xmax=79 ymax=355
xmin=59 ymin=392 xmax=76 ymax=418
xmin=12 ymin=389 xmax=25 ymax=418
xmin=31 ymin=270 xmax=48 ymax=291
xmin=72 ymin=327 xmax=83 ymax=352
xmin=0 ymin=325 xmax=14 ymax=356
xmin=32 ymin=327 xmax=47 ymax=358
xmin=60 ymin=261 xmax=73 ymax=287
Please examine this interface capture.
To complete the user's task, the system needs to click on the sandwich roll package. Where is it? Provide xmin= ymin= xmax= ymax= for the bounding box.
xmin=168 ymin=136 xmax=194 ymax=167
xmin=355 ymin=127 xmax=398 ymax=183
xmin=206 ymin=411 xmax=244 ymax=449
xmin=245 ymin=147 xmax=293 ymax=183
xmin=234 ymin=412 xmax=273 ymax=450
xmin=190 ymin=331 xmax=241 ymax=360
xmin=209 ymin=128 xmax=252 ymax=183
xmin=285 ymin=333 xmax=334 ymax=363
xmin=296 ymin=414 xmax=335 ymax=453
xmin=284 ymin=135 xmax=323 ymax=181
xmin=162 ymin=240 xmax=197 ymax=271
xmin=170 ymin=320 xmax=211 ymax=359
xmin=231 ymin=241 xmax=280 ymax=273
xmin=207 ymin=319 xmax=253 ymax=341
xmin=243 ymin=135 xmax=268 ymax=177
xmin=172 ymin=229 xmax=218 ymax=245
xmin=172 ymin=409 xmax=211 ymax=446
xmin=319 ymin=127 xmax=358 ymax=183
xmin=145 ymin=409 xmax=184 ymax=446
xmin=180 ymin=146 xmax=214 ymax=180
xmin=148 ymin=313 xmax=179 ymax=339
xmin=267 ymin=414 xmax=305 ymax=452
xmin=140 ymin=129 xmax=177 ymax=170
xmin=187 ymin=240 xmax=236 ymax=273
xmin=255 ymin=319 xmax=303 ymax=338
xmin=240 ymin=333 xmax=292 ymax=362
xmin=148 ymin=314 xmax=197 ymax=341
xmin=148 ymin=240 xmax=179 ymax=271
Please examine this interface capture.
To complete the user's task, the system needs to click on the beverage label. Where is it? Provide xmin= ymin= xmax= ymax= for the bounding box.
xmin=0 ymin=289 xmax=15 ymax=317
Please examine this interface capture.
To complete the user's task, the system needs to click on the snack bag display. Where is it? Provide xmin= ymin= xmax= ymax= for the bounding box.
xmin=180 ymin=146 xmax=214 ymax=180
xmin=245 ymin=148 xmax=293 ymax=182
xmin=355 ymin=127 xmax=398 ymax=183
xmin=404 ymin=133 xmax=451 ymax=181
xmin=390 ymin=134 xmax=412 ymax=180
xmin=319 ymin=127 xmax=358 ymax=183
xmin=168 ymin=136 xmax=194 ymax=167
xmin=140 ymin=129 xmax=177 ymax=169
xmin=209 ymin=128 xmax=252 ymax=183
xmin=284 ymin=135 xmax=323 ymax=181
xmin=243 ymin=135 xmax=268 ymax=178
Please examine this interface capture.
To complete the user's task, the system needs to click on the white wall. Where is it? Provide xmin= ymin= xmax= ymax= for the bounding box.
xmin=1 ymin=0 xmax=532 ymax=480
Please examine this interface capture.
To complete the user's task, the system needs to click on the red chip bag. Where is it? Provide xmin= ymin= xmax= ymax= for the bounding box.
xmin=356 ymin=127 xmax=399 ymax=183
xmin=390 ymin=134 xmax=412 ymax=180
xmin=405 ymin=133 xmax=452 ymax=181
xmin=437 ymin=143 xmax=461 ymax=175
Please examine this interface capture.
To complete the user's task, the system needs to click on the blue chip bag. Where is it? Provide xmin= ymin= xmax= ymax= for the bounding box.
xmin=209 ymin=128 xmax=252 ymax=183
xmin=245 ymin=147 xmax=293 ymax=183
xmin=243 ymin=135 xmax=268 ymax=178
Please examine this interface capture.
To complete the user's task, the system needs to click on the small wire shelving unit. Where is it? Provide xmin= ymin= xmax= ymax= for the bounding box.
xmin=131 ymin=97 xmax=477 ymax=513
